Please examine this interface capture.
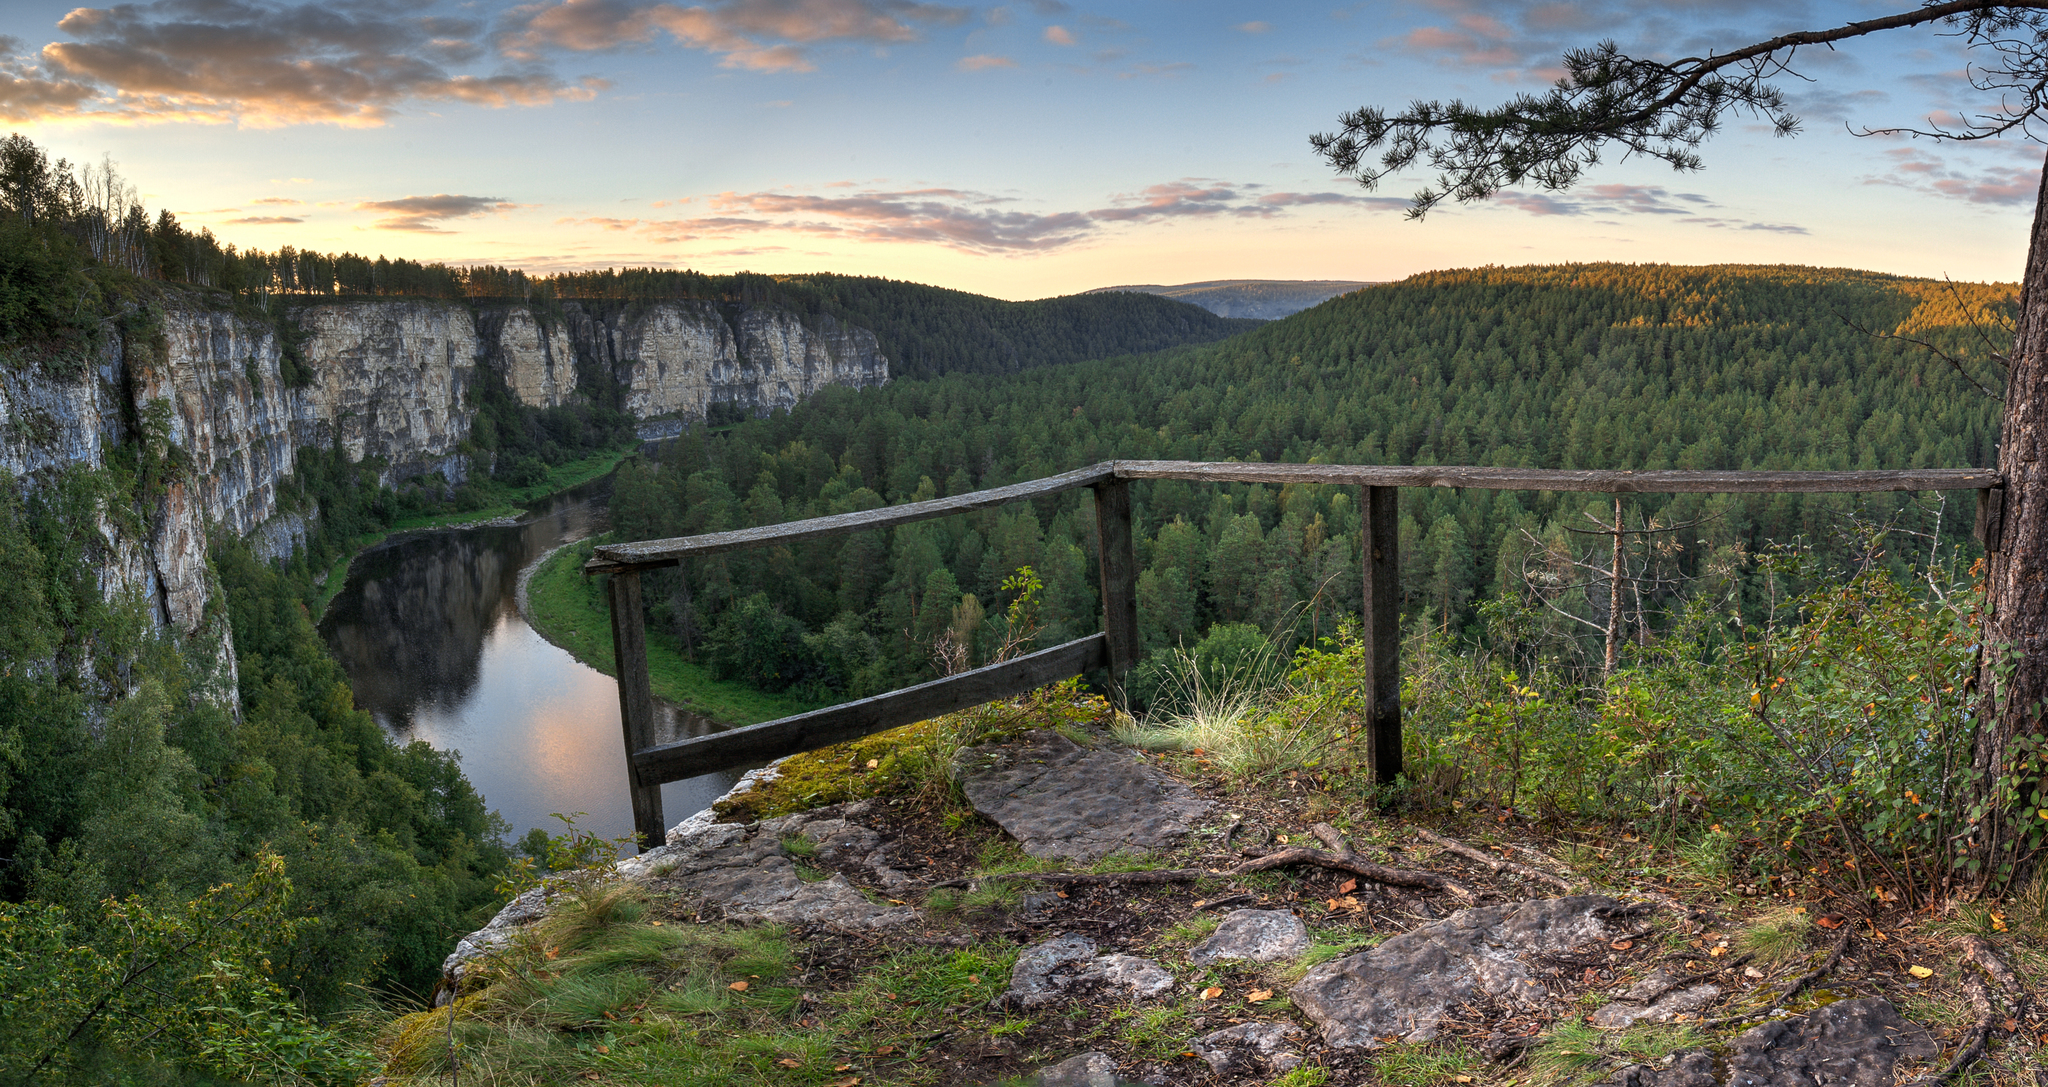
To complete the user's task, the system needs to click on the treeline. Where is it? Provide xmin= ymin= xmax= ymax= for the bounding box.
xmin=606 ymin=263 xmax=2005 ymax=703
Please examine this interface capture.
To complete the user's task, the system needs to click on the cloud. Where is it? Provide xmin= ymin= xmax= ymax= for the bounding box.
xmin=499 ymin=0 xmax=970 ymax=72
xmin=1043 ymin=25 xmax=1075 ymax=45
xmin=250 ymin=196 xmax=303 ymax=206
xmin=1234 ymin=21 xmax=1271 ymax=34
xmin=1490 ymin=184 xmax=1715 ymax=217
xmin=356 ymin=193 xmax=518 ymax=231
xmin=26 ymin=1 xmax=603 ymax=127
xmin=1873 ymin=146 xmax=2042 ymax=205
xmin=569 ymin=178 xmax=1403 ymax=254
xmin=225 ymin=215 xmax=304 ymax=224
xmin=957 ymin=53 xmax=1015 ymax=70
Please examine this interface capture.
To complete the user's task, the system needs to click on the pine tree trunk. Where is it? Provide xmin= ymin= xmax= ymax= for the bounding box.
xmin=1973 ymin=163 xmax=2048 ymax=886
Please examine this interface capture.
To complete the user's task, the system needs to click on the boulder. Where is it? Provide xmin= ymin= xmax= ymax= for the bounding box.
xmin=997 ymin=933 xmax=1176 ymax=1010
xmin=952 ymin=730 xmax=1210 ymax=862
xmin=1189 ymin=909 xmax=1311 ymax=965
xmin=1190 ymin=1021 xmax=1304 ymax=1074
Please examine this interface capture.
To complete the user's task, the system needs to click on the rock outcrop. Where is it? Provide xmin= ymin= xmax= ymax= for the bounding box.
xmin=0 ymin=293 xmax=888 ymax=658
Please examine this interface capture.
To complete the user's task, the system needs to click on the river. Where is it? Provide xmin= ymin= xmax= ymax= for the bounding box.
xmin=318 ymin=472 xmax=748 ymax=845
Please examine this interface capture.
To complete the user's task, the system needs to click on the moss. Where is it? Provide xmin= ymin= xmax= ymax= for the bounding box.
xmin=380 ymin=993 xmax=485 ymax=1075
xmin=712 ymin=717 xmax=961 ymax=822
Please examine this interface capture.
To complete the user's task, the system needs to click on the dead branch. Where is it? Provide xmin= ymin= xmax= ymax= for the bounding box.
xmin=930 ymin=868 xmax=1211 ymax=890
xmin=1239 ymin=827 xmax=1477 ymax=900
xmin=1417 ymin=829 xmax=1586 ymax=894
xmin=1700 ymin=926 xmax=1851 ymax=1027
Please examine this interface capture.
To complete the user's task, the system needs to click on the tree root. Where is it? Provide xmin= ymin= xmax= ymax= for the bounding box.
xmin=1699 ymin=927 xmax=1851 ymax=1028
xmin=1235 ymin=822 xmax=1477 ymax=900
xmin=1417 ymin=828 xmax=1586 ymax=894
xmin=1909 ymin=936 xmax=2027 ymax=1087
xmin=930 ymin=868 xmax=1210 ymax=890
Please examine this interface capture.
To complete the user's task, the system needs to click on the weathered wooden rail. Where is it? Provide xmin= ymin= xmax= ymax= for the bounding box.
xmin=587 ymin=461 xmax=2003 ymax=849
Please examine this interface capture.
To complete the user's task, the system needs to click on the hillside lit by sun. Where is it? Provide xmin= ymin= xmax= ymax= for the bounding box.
xmin=0 ymin=0 xmax=2036 ymax=298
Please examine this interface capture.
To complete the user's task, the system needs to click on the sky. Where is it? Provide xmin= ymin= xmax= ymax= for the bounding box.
xmin=0 ymin=0 xmax=2039 ymax=300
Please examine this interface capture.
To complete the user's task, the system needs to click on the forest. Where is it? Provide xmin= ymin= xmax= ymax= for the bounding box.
xmin=601 ymin=263 xmax=2007 ymax=707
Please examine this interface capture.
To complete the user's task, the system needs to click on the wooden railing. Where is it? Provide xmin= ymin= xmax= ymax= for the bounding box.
xmin=587 ymin=461 xmax=2003 ymax=849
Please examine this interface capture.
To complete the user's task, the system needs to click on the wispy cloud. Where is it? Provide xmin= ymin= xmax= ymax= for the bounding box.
xmin=26 ymin=2 xmax=604 ymax=127
xmin=225 ymin=215 xmax=304 ymax=224
xmin=565 ymin=178 xmax=1403 ymax=254
xmin=1043 ymin=25 xmax=1075 ymax=46
xmin=499 ymin=0 xmax=971 ymax=73
xmin=1486 ymin=183 xmax=1805 ymax=231
xmin=957 ymin=53 xmax=1015 ymax=70
xmin=356 ymin=193 xmax=519 ymax=232
xmin=1234 ymin=21 xmax=1271 ymax=34
xmin=1871 ymin=146 xmax=2042 ymax=205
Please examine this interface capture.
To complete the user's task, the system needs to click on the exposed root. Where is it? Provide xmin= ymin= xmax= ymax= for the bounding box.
xmin=1236 ymin=823 xmax=1477 ymax=900
xmin=1908 ymin=936 xmax=2026 ymax=1087
xmin=930 ymin=868 xmax=1210 ymax=890
xmin=1699 ymin=926 xmax=1851 ymax=1028
xmin=1417 ymin=828 xmax=1586 ymax=894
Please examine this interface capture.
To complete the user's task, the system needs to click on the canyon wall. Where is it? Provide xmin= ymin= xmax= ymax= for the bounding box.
xmin=0 ymin=296 xmax=887 ymax=645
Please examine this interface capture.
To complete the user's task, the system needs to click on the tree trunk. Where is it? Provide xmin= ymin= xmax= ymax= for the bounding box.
xmin=1973 ymin=162 xmax=2048 ymax=886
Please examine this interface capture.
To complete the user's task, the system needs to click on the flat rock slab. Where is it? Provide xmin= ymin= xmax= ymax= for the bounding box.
xmin=644 ymin=801 xmax=919 ymax=929
xmin=1591 ymin=968 xmax=1722 ymax=1029
xmin=1189 ymin=909 xmax=1311 ymax=965
xmin=1291 ymin=895 xmax=1643 ymax=1048
xmin=1191 ymin=1021 xmax=1304 ymax=1075
xmin=997 ymin=932 xmax=1176 ymax=1010
xmin=952 ymin=730 xmax=1210 ymax=862
xmin=1605 ymin=998 xmax=1936 ymax=1087
xmin=1027 ymin=1052 xmax=1121 ymax=1086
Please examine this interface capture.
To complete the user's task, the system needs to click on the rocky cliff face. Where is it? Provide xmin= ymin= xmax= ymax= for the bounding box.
xmin=0 ymin=295 xmax=887 ymax=646
xmin=563 ymin=301 xmax=887 ymax=421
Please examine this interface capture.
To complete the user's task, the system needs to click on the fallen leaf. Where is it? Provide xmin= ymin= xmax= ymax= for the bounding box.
xmin=649 ymin=920 xmax=662 ymax=926
xmin=1815 ymin=913 xmax=1845 ymax=930
xmin=1991 ymin=912 xmax=2008 ymax=933
xmin=875 ymin=1045 xmax=896 ymax=1055
xmin=825 ymin=1078 xmax=862 ymax=1087
xmin=835 ymin=1066 xmax=854 ymax=1073
xmin=545 ymin=946 xmax=560 ymax=960
xmin=1056 ymin=891 xmax=1068 ymax=898
xmin=1277 ymin=834 xmax=1290 ymax=844
xmin=1709 ymin=946 xmax=1728 ymax=958
xmin=1743 ymin=966 xmax=1764 ymax=979
xmin=968 ymin=975 xmax=980 ymax=984
xmin=776 ymin=1059 xmax=801 ymax=1069
xmin=887 ymin=899 xmax=906 ymax=905
xmin=2004 ymin=1018 xmax=2018 ymax=1032
xmin=1247 ymin=989 xmax=1274 ymax=1003
xmin=594 ymin=1045 xmax=610 ymax=1054
xmin=1908 ymin=965 xmax=1934 ymax=979
xmin=1456 ymin=1078 xmax=1474 ymax=1084
xmin=1192 ymin=899 xmax=1207 ymax=910
xmin=729 ymin=981 xmax=750 ymax=991
xmin=580 ymin=1073 xmax=600 ymax=1081
xmin=1201 ymin=986 xmax=1224 ymax=1000
xmin=1610 ymin=939 xmax=1634 ymax=951
xmin=865 ymin=758 xmax=879 ymax=769
xmin=1337 ymin=878 xmax=1358 ymax=894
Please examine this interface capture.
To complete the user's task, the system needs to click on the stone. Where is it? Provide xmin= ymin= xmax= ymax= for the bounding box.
xmin=1190 ymin=1021 xmax=1304 ymax=1074
xmin=1189 ymin=909 xmax=1311 ymax=965
xmin=1290 ymin=895 xmax=1640 ymax=1048
xmin=1027 ymin=1052 xmax=1121 ymax=1086
xmin=952 ymin=730 xmax=1211 ymax=862
xmin=1590 ymin=968 xmax=1722 ymax=1029
xmin=1600 ymin=998 xmax=1937 ymax=1087
xmin=996 ymin=933 xmax=1176 ymax=1010
xmin=644 ymin=802 xmax=917 ymax=931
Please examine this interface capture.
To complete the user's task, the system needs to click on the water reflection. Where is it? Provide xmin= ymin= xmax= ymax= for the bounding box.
xmin=320 ymin=473 xmax=747 ymax=843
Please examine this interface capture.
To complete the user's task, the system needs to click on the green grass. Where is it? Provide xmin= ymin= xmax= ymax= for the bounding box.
xmin=524 ymin=538 xmax=822 ymax=725
xmin=312 ymin=443 xmax=641 ymax=618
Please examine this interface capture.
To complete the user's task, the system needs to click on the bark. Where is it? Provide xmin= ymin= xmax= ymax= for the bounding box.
xmin=1975 ymin=160 xmax=2048 ymax=886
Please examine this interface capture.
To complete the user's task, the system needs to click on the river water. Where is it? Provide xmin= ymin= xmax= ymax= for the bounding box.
xmin=318 ymin=473 xmax=748 ymax=844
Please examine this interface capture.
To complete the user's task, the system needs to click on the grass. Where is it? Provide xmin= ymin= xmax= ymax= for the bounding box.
xmin=312 ymin=442 xmax=642 ymax=618
xmin=524 ymin=537 xmax=821 ymax=724
xmin=1734 ymin=906 xmax=1813 ymax=966
xmin=1372 ymin=1041 xmax=1480 ymax=1085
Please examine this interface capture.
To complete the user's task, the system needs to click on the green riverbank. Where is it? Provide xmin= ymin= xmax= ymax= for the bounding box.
xmin=524 ymin=537 xmax=821 ymax=724
xmin=312 ymin=443 xmax=642 ymax=618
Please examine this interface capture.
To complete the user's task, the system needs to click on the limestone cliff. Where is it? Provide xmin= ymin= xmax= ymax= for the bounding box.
xmin=0 ymin=294 xmax=887 ymax=648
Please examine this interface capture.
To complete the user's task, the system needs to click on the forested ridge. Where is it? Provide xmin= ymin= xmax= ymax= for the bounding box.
xmin=605 ymin=262 xmax=2008 ymax=706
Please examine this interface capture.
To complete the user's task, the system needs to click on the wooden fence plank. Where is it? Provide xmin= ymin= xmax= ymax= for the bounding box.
xmin=1093 ymin=479 xmax=1140 ymax=698
xmin=605 ymin=571 xmax=667 ymax=851
xmin=1362 ymin=486 xmax=1402 ymax=786
xmin=632 ymin=634 xmax=1110 ymax=783
xmin=588 ymin=462 xmax=1118 ymax=573
xmin=1113 ymin=461 xmax=1998 ymax=493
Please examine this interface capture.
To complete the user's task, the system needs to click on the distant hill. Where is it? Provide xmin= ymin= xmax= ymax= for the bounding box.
xmin=1086 ymin=279 xmax=1376 ymax=319
xmin=538 ymin=269 xmax=1265 ymax=381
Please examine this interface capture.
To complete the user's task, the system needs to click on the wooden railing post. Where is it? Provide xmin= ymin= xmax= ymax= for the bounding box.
xmin=1362 ymin=485 xmax=1402 ymax=786
xmin=1093 ymin=477 xmax=1141 ymax=701
xmin=606 ymin=570 xmax=666 ymax=851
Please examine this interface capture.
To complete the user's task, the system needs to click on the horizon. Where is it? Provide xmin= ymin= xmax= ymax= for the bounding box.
xmin=0 ymin=1 xmax=2037 ymax=300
